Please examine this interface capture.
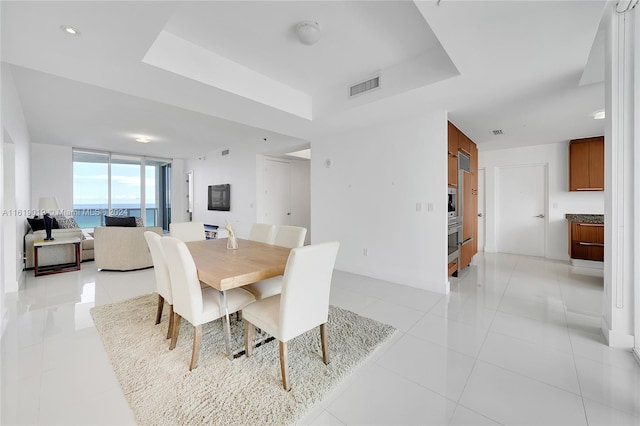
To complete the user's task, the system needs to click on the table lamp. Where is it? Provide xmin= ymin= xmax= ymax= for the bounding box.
xmin=38 ymin=197 xmax=59 ymax=240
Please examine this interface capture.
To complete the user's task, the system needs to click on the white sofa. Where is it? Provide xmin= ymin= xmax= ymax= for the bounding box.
xmin=24 ymin=228 xmax=94 ymax=269
xmin=94 ymin=226 xmax=163 ymax=271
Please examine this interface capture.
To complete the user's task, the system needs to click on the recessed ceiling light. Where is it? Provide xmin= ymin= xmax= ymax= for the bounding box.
xmin=135 ymin=137 xmax=151 ymax=144
xmin=593 ymin=110 xmax=605 ymax=120
xmin=60 ymin=25 xmax=80 ymax=36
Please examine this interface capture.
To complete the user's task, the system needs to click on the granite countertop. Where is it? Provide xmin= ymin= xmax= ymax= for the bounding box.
xmin=565 ymin=214 xmax=604 ymax=224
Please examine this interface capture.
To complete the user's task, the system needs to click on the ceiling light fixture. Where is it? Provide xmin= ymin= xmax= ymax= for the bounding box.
xmin=593 ymin=110 xmax=605 ymax=120
xmin=296 ymin=21 xmax=321 ymax=45
xmin=135 ymin=137 xmax=151 ymax=144
xmin=60 ymin=25 xmax=80 ymax=35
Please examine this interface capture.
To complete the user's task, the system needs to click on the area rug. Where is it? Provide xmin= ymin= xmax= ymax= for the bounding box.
xmin=91 ymin=293 xmax=396 ymax=425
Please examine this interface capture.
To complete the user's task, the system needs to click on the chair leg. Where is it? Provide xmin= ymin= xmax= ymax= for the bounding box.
xmin=279 ymin=341 xmax=290 ymax=391
xmin=189 ymin=325 xmax=202 ymax=371
xmin=320 ymin=323 xmax=330 ymax=364
xmin=244 ymin=321 xmax=255 ymax=357
xmin=166 ymin=305 xmax=174 ymax=339
xmin=169 ymin=313 xmax=181 ymax=350
xmin=236 ymin=311 xmax=243 ymax=322
xmin=155 ymin=294 xmax=164 ymax=325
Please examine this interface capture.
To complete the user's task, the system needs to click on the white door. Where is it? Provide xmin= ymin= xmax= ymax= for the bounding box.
xmin=263 ymin=159 xmax=290 ymax=226
xmin=477 ymin=168 xmax=486 ymax=251
xmin=496 ymin=164 xmax=546 ymax=257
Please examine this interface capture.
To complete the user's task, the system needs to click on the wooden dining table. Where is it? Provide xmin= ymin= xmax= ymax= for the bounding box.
xmin=185 ymin=238 xmax=291 ymax=359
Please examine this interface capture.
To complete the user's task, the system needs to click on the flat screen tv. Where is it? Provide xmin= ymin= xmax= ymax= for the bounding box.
xmin=208 ymin=184 xmax=230 ymax=211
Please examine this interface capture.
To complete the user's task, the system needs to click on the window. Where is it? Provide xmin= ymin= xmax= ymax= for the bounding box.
xmin=72 ymin=150 xmax=172 ymax=231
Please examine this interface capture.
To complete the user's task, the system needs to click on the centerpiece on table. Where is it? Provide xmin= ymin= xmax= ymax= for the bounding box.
xmin=225 ymin=221 xmax=238 ymax=250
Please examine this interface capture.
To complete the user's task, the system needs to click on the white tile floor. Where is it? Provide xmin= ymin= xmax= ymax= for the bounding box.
xmin=2 ymin=252 xmax=639 ymax=425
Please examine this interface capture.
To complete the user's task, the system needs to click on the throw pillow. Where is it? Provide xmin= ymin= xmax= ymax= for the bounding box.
xmin=28 ymin=216 xmax=60 ymax=231
xmin=55 ymin=216 xmax=78 ymax=229
xmin=104 ymin=216 xmax=137 ymax=227
xmin=27 ymin=217 xmax=45 ymax=231
xmin=134 ymin=217 xmax=144 ymax=227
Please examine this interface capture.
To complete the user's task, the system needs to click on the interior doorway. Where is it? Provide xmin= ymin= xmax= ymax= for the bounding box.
xmin=262 ymin=158 xmax=291 ymax=226
xmin=258 ymin=155 xmax=311 ymax=244
xmin=496 ymin=164 xmax=547 ymax=257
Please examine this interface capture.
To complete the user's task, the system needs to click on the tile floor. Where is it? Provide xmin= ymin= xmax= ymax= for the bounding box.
xmin=2 ymin=252 xmax=639 ymax=425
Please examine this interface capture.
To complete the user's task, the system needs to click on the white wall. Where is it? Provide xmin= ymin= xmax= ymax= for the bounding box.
xmin=31 ymin=143 xmax=73 ymax=210
xmin=186 ymin=147 xmax=261 ymax=239
xmin=2 ymin=64 xmax=31 ymax=294
xmin=290 ymin=159 xmax=311 ymax=244
xmin=480 ymin=142 xmax=604 ymax=261
xmin=311 ymin=111 xmax=448 ymax=293
xmin=170 ymin=158 xmax=188 ymax=224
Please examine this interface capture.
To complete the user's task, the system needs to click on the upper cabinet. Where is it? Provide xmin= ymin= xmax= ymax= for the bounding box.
xmin=569 ymin=136 xmax=604 ymax=191
xmin=458 ymin=132 xmax=472 ymax=156
xmin=447 ymin=122 xmax=458 ymax=187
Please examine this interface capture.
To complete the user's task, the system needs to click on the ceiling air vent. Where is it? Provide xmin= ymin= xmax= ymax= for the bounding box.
xmin=349 ymin=76 xmax=380 ymax=97
xmin=491 ymin=129 xmax=504 ymax=136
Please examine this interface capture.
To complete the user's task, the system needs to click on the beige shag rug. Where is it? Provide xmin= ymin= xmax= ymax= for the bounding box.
xmin=91 ymin=293 xmax=396 ymax=425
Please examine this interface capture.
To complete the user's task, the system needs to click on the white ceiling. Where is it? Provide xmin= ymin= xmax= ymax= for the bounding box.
xmin=1 ymin=1 xmax=606 ymax=159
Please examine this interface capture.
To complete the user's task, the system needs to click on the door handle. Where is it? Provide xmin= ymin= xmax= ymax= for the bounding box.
xmin=535 ymin=214 xmax=545 ymax=218
xmin=477 ymin=213 xmax=483 ymax=217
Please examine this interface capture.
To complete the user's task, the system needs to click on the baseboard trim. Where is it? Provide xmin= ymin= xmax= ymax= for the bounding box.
xmin=601 ymin=317 xmax=635 ymax=348
xmin=570 ymin=258 xmax=604 ymax=269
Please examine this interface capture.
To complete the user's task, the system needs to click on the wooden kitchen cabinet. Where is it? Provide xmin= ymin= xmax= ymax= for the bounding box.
xmin=569 ymin=222 xmax=604 ymax=261
xmin=459 ymin=239 xmax=473 ymax=270
xmin=447 ymin=120 xmax=479 ymax=272
xmin=569 ymin=136 xmax=604 ymax=191
xmin=448 ymin=122 xmax=458 ymax=187
xmin=458 ymin=132 xmax=472 ymax=156
xmin=462 ymin=171 xmax=475 ymax=242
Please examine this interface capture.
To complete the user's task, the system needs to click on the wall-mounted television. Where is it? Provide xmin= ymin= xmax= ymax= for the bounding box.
xmin=208 ymin=184 xmax=230 ymax=211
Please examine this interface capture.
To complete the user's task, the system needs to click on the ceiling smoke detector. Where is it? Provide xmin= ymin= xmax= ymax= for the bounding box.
xmin=296 ymin=21 xmax=321 ymax=45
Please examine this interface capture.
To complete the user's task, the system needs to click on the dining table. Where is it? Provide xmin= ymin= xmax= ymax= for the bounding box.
xmin=185 ymin=237 xmax=291 ymax=359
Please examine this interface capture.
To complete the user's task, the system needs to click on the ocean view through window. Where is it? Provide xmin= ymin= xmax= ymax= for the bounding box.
xmin=73 ymin=150 xmax=172 ymax=231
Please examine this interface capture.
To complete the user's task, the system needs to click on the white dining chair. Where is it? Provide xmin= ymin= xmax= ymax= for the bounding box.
xmin=243 ymin=241 xmax=340 ymax=390
xmin=169 ymin=221 xmax=206 ymax=242
xmin=248 ymin=223 xmax=276 ymax=245
xmin=273 ymin=225 xmax=307 ymax=248
xmin=161 ymin=236 xmax=256 ymax=370
xmin=144 ymin=231 xmax=174 ymax=340
xmin=244 ymin=225 xmax=307 ymax=300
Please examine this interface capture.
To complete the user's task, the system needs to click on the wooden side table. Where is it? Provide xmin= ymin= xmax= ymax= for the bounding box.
xmin=33 ymin=237 xmax=82 ymax=277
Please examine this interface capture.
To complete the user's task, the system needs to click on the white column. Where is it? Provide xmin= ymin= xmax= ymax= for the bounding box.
xmin=602 ymin=3 xmax=637 ymax=349
xmin=632 ymin=2 xmax=640 ymax=363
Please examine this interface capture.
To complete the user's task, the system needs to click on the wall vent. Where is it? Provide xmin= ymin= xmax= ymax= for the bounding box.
xmin=221 ymin=149 xmax=229 ymax=156
xmin=349 ymin=76 xmax=380 ymax=97
xmin=491 ymin=129 xmax=504 ymax=136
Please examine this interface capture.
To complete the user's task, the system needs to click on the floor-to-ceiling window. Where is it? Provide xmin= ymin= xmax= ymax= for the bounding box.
xmin=72 ymin=149 xmax=172 ymax=231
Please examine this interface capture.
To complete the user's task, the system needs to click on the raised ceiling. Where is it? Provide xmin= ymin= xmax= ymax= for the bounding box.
xmin=1 ymin=1 xmax=606 ymax=158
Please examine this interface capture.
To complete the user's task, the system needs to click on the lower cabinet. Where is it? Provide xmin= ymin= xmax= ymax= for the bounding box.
xmin=569 ymin=222 xmax=604 ymax=261
xmin=447 ymin=259 xmax=458 ymax=277
xmin=459 ymin=239 xmax=473 ymax=270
